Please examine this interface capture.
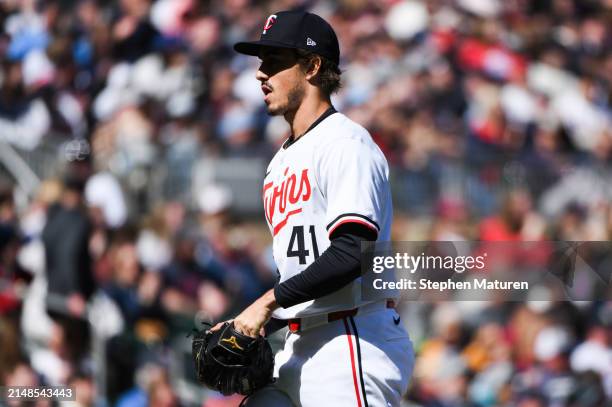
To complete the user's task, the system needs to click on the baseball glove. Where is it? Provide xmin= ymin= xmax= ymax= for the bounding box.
xmin=192 ymin=321 xmax=274 ymax=395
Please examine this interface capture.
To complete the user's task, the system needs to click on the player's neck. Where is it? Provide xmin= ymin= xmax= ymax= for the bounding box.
xmin=285 ymin=96 xmax=332 ymax=141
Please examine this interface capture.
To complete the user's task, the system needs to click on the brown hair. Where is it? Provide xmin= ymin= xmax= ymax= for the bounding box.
xmin=295 ymin=49 xmax=342 ymax=97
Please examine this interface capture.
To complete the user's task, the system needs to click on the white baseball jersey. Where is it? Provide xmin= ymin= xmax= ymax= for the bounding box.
xmin=246 ymin=305 xmax=414 ymax=407
xmin=262 ymin=111 xmax=393 ymax=320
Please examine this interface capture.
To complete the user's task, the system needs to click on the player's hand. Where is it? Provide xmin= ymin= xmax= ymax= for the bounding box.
xmin=233 ymin=289 xmax=278 ymax=338
xmin=210 ymin=319 xmax=233 ymax=332
xmin=209 ymin=317 xmax=265 ymax=337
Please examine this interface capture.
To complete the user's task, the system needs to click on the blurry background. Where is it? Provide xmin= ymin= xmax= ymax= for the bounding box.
xmin=0 ymin=0 xmax=611 ymax=406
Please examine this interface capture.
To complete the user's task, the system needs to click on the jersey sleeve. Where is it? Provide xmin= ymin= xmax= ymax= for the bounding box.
xmin=316 ymin=135 xmax=389 ymax=239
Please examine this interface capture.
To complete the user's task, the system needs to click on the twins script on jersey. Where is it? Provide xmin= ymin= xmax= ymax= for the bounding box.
xmin=263 ymin=111 xmax=393 ymax=319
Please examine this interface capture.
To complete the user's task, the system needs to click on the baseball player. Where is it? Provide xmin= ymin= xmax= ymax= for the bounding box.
xmin=215 ymin=10 xmax=414 ymax=407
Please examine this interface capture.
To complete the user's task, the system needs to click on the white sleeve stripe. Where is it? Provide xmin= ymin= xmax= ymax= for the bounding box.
xmin=326 ymin=213 xmax=380 ymax=232
xmin=328 ymin=219 xmax=379 ymax=238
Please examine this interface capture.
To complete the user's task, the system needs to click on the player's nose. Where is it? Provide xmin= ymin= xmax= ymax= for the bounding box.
xmin=255 ymin=68 xmax=268 ymax=82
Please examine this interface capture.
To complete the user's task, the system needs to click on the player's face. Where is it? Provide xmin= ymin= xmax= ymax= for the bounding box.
xmin=256 ymin=47 xmax=306 ymax=116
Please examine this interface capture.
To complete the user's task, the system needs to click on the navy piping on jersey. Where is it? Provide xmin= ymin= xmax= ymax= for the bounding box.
xmin=326 ymin=213 xmax=380 ymax=231
xmin=349 ymin=316 xmax=369 ymax=407
xmin=282 ymin=106 xmax=337 ymax=150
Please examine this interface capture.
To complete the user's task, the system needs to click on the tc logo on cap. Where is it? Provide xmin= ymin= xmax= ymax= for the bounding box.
xmin=262 ymin=14 xmax=277 ymax=34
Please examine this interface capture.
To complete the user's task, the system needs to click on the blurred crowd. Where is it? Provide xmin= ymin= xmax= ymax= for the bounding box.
xmin=401 ymin=301 xmax=612 ymax=407
xmin=0 ymin=0 xmax=611 ymax=406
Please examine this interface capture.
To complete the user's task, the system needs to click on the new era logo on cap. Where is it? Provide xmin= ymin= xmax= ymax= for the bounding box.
xmin=234 ymin=10 xmax=340 ymax=66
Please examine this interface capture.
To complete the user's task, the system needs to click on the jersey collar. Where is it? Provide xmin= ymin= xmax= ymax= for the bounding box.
xmin=282 ymin=106 xmax=337 ymax=150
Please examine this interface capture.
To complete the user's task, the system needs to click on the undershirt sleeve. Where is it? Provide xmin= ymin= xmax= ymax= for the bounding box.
xmin=273 ymin=223 xmax=376 ymax=309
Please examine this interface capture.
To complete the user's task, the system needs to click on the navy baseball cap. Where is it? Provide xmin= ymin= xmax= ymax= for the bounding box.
xmin=234 ymin=10 xmax=340 ymax=66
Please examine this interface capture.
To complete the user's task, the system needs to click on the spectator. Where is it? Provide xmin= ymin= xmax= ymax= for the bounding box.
xmin=41 ymin=170 xmax=95 ymax=363
xmin=0 ymin=317 xmax=20 ymax=382
xmin=570 ymin=324 xmax=612 ymax=397
xmin=0 ymin=59 xmax=51 ymax=150
xmin=3 ymin=361 xmax=52 ymax=407
xmin=102 ymin=229 xmax=164 ymax=326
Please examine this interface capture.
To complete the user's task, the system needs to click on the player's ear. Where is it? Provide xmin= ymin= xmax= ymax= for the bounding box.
xmin=304 ymin=55 xmax=322 ymax=81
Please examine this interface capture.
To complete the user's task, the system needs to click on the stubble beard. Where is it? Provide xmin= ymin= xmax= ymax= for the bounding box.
xmin=267 ymin=81 xmax=305 ymax=117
